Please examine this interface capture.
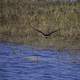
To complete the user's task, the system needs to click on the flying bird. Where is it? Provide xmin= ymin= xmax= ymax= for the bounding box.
xmin=32 ymin=27 xmax=60 ymax=38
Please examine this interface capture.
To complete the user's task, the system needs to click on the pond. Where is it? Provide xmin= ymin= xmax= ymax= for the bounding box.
xmin=0 ymin=42 xmax=80 ymax=80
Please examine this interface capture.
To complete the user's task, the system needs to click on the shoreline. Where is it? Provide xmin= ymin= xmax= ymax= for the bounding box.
xmin=0 ymin=41 xmax=80 ymax=53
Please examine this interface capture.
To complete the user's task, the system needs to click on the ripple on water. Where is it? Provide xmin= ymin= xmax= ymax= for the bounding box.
xmin=0 ymin=43 xmax=80 ymax=80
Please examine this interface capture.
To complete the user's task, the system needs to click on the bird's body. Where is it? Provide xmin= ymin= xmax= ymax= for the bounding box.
xmin=32 ymin=27 xmax=60 ymax=38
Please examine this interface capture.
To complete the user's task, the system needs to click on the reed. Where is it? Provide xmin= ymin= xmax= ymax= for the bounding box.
xmin=0 ymin=0 xmax=80 ymax=50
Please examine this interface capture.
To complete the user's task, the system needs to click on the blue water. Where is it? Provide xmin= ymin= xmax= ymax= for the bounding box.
xmin=0 ymin=42 xmax=80 ymax=80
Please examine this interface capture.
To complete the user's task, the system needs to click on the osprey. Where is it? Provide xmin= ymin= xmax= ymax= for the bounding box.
xmin=32 ymin=27 xmax=60 ymax=38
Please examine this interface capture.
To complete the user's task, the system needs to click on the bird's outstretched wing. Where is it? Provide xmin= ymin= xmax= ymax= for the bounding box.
xmin=32 ymin=27 xmax=46 ymax=35
xmin=32 ymin=27 xmax=60 ymax=36
xmin=46 ymin=28 xmax=60 ymax=36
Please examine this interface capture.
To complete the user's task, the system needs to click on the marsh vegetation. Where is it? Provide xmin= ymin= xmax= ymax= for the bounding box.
xmin=0 ymin=0 xmax=80 ymax=50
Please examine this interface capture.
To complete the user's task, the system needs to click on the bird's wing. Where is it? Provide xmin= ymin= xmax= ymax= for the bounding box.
xmin=47 ymin=28 xmax=60 ymax=36
xmin=32 ymin=27 xmax=46 ymax=35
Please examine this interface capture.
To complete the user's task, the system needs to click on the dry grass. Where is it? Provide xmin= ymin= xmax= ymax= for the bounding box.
xmin=0 ymin=0 xmax=80 ymax=50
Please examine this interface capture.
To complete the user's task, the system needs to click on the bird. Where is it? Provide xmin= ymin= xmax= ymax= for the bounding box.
xmin=32 ymin=27 xmax=60 ymax=38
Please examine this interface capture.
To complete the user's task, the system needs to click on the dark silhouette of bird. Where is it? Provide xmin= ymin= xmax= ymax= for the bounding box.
xmin=32 ymin=27 xmax=60 ymax=38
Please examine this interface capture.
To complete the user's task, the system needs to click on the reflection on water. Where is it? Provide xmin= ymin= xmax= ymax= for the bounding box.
xmin=0 ymin=42 xmax=80 ymax=80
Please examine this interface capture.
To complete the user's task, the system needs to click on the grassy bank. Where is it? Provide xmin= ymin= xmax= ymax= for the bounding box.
xmin=0 ymin=0 xmax=80 ymax=50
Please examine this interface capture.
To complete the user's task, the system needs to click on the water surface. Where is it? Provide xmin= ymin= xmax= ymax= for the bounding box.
xmin=0 ymin=42 xmax=80 ymax=80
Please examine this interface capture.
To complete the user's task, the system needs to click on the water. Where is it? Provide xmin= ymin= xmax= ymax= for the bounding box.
xmin=0 ymin=42 xmax=80 ymax=80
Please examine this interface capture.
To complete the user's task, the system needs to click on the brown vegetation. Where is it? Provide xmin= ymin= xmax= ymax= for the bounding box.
xmin=0 ymin=0 xmax=80 ymax=50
